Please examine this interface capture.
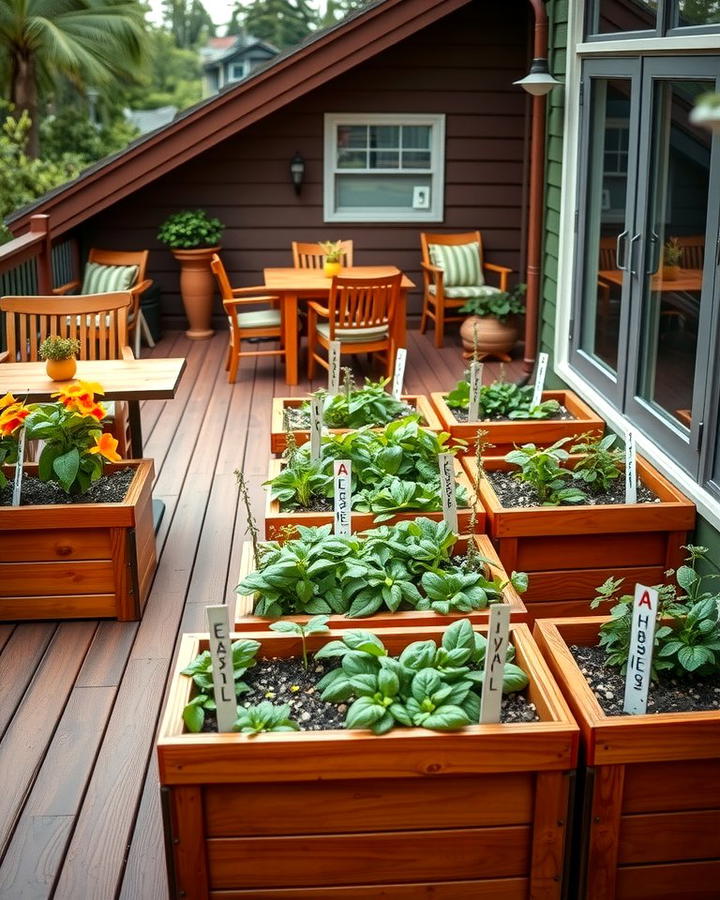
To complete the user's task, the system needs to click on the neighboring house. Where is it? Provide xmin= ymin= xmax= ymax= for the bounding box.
xmin=200 ymin=34 xmax=279 ymax=95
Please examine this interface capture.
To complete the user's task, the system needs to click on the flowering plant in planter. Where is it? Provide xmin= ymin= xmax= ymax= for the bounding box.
xmin=0 ymin=392 xmax=31 ymax=488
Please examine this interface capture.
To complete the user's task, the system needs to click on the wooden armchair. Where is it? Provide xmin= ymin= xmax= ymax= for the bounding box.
xmin=54 ymin=249 xmax=153 ymax=357
xmin=210 ymin=254 xmax=284 ymax=383
xmin=292 ymin=241 xmax=354 ymax=268
xmin=307 ymin=272 xmax=401 ymax=379
xmin=420 ymin=231 xmax=512 ymax=347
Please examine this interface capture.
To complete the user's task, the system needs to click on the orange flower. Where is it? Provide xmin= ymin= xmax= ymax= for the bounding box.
xmin=51 ymin=381 xmax=105 ymax=409
xmin=74 ymin=394 xmax=107 ymax=421
xmin=88 ymin=433 xmax=121 ymax=462
xmin=0 ymin=393 xmax=17 ymax=411
xmin=0 ymin=403 xmax=29 ymax=436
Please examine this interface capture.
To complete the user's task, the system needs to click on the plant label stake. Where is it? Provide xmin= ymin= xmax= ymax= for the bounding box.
xmin=328 ymin=342 xmax=341 ymax=395
xmin=310 ymin=395 xmax=323 ymax=461
xmin=206 ymin=605 xmax=238 ymax=733
xmin=391 ymin=348 xmax=407 ymax=400
xmin=11 ymin=426 xmax=25 ymax=507
xmin=480 ymin=604 xmax=511 ymax=724
xmin=625 ymin=429 xmax=637 ymax=504
xmin=468 ymin=361 xmax=483 ymax=422
xmin=623 ymin=584 xmax=659 ymax=715
xmin=438 ymin=452 xmax=458 ymax=533
xmin=333 ymin=459 xmax=352 ymax=536
xmin=531 ymin=352 xmax=549 ymax=409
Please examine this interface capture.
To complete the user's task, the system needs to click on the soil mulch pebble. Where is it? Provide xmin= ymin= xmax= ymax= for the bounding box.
xmin=570 ymin=643 xmax=720 ymax=715
xmin=284 ymin=401 xmax=420 ymax=431
xmin=0 ymin=467 xmax=134 ymax=506
xmin=485 ymin=469 xmax=658 ymax=508
xmin=449 ymin=403 xmax=574 ymax=424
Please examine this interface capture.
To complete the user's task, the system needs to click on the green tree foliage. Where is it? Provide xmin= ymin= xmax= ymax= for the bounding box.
xmin=121 ymin=30 xmax=203 ymax=110
xmin=162 ymin=0 xmax=215 ymax=48
xmin=240 ymin=0 xmax=316 ymax=49
xmin=320 ymin=0 xmax=370 ymax=27
xmin=39 ymin=107 xmax=139 ymax=165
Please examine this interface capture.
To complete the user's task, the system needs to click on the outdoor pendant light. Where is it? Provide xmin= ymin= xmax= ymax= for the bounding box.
xmin=289 ymin=151 xmax=305 ymax=195
xmin=514 ymin=58 xmax=561 ymax=96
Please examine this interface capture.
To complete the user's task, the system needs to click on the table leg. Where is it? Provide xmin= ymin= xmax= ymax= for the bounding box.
xmin=284 ymin=293 xmax=299 ymax=385
xmin=395 ymin=287 xmax=408 ymax=349
xmin=129 ymin=399 xmax=144 ymax=458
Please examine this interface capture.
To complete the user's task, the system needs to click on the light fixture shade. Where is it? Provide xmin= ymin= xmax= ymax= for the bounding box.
xmin=514 ymin=58 xmax=561 ymax=96
xmin=289 ymin=151 xmax=305 ymax=195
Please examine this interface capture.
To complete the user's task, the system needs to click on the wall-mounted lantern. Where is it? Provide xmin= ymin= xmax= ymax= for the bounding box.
xmin=289 ymin=151 xmax=305 ymax=195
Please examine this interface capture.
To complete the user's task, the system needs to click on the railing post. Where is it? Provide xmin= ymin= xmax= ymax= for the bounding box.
xmin=30 ymin=214 xmax=52 ymax=294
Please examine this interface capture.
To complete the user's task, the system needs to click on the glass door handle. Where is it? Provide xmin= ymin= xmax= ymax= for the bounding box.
xmin=616 ymin=230 xmax=630 ymax=271
xmin=629 ymin=233 xmax=641 ymax=276
xmin=645 ymin=230 xmax=661 ymax=275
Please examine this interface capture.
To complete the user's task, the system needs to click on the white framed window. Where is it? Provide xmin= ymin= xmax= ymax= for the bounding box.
xmin=229 ymin=61 xmax=248 ymax=81
xmin=323 ymin=113 xmax=445 ymax=223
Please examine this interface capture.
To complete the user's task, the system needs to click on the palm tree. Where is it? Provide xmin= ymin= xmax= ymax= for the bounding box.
xmin=0 ymin=0 xmax=148 ymax=156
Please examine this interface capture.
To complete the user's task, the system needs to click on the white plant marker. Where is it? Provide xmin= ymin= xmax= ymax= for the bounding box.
xmin=622 ymin=584 xmax=659 ymax=715
xmin=310 ymin=395 xmax=323 ymax=461
xmin=328 ymin=341 xmax=341 ymax=395
xmin=437 ymin=452 xmax=458 ymax=533
xmin=333 ymin=459 xmax=352 ymax=536
xmin=625 ymin=429 xmax=637 ymax=504
xmin=531 ymin=352 xmax=549 ymax=409
xmin=12 ymin=427 xmax=25 ymax=507
xmin=206 ymin=605 xmax=238 ymax=733
xmin=391 ymin=348 xmax=407 ymax=400
xmin=480 ymin=604 xmax=511 ymax=724
xmin=468 ymin=360 xmax=483 ymax=422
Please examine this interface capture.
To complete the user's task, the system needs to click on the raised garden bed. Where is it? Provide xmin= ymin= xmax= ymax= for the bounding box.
xmin=0 ymin=459 xmax=156 ymax=621
xmin=271 ymin=394 xmax=442 ymax=454
xmin=534 ymin=616 xmax=720 ymax=900
xmin=463 ymin=454 xmax=695 ymax=620
xmin=158 ymin=623 xmax=578 ymax=899
xmin=431 ymin=389 xmax=604 ymax=455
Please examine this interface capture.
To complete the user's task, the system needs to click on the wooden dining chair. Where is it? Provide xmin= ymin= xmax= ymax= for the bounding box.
xmin=210 ymin=254 xmax=285 ymax=383
xmin=291 ymin=241 xmax=354 ymax=268
xmin=306 ymin=272 xmax=401 ymax=379
xmin=420 ymin=231 xmax=512 ymax=347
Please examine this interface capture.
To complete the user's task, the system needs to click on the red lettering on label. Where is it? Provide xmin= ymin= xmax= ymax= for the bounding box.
xmin=337 ymin=463 xmax=348 ymax=476
xmin=639 ymin=590 xmax=652 ymax=609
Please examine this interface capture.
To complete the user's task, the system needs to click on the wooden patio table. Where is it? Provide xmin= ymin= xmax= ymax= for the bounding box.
xmin=598 ymin=267 xmax=703 ymax=293
xmin=263 ymin=265 xmax=415 ymax=385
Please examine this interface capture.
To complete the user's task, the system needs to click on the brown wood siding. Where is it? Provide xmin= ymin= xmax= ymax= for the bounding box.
xmin=85 ymin=1 xmax=530 ymax=328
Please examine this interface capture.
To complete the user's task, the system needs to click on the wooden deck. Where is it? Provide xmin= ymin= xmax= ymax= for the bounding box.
xmin=0 ymin=327 xmax=523 ymax=899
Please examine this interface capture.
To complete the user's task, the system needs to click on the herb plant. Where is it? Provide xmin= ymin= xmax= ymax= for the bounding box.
xmin=445 ymin=376 xmax=560 ymax=421
xmin=458 ymin=283 xmax=526 ymax=323
xmin=319 ymin=240 xmax=344 ymax=262
xmin=505 ymin=438 xmax=587 ymax=505
xmin=571 ymin=432 xmax=624 ymax=494
xmin=269 ymin=615 xmax=330 ymax=668
xmin=300 ymin=377 xmax=412 ymax=429
xmin=39 ymin=335 xmax=81 ymax=361
xmin=157 ymin=209 xmax=224 ymax=249
xmin=233 ymin=702 xmax=299 ymax=734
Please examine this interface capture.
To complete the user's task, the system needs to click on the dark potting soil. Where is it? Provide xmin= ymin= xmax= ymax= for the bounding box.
xmin=284 ymin=401 xmax=419 ymax=431
xmin=450 ymin=403 xmax=574 ymax=424
xmin=570 ymin=643 xmax=720 ymax=715
xmin=0 ymin=467 xmax=134 ymax=506
xmin=202 ymin=655 xmax=539 ymax=732
xmin=485 ymin=468 xmax=659 ymax=508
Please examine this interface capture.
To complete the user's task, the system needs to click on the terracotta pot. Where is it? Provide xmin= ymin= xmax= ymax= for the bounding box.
xmin=323 ymin=260 xmax=342 ymax=278
xmin=459 ymin=314 xmax=518 ymax=362
xmin=171 ymin=247 xmax=220 ymax=339
xmin=45 ymin=357 xmax=77 ymax=381
xmin=662 ymin=264 xmax=680 ymax=281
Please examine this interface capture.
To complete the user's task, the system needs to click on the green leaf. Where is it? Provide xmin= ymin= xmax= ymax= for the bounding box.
xmin=182 ymin=702 xmax=205 ymax=733
xmin=269 ymin=621 xmax=301 ymax=634
xmin=419 ymin=705 xmax=471 ymax=731
xmin=345 ymin=696 xmax=387 ymax=729
xmin=52 ymin=447 xmax=80 ymax=492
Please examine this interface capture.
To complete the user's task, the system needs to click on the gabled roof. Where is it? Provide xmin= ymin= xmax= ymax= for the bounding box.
xmin=203 ymin=39 xmax=278 ymax=72
xmin=8 ymin=0 xmax=471 ymax=237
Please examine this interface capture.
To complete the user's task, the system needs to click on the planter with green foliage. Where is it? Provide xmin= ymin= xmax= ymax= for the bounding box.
xmin=458 ymin=283 xmax=526 ymax=361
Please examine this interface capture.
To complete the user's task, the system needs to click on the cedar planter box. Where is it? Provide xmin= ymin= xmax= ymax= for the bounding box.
xmin=271 ymin=394 xmax=443 ymax=454
xmin=463 ymin=455 xmax=695 ymax=620
xmin=264 ymin=456 xmax=482 ymax=539
xmin=0 ymin=459 xmax=156 ymax=621
xmin=235 ymin=533 xmax=528 ymax=628
xmin=431 ymin=389 xmax=604 ymax=456
xmin=534 ymin=617 xmax=720 ymax=900
xmin=158 ymin=623 xmax=578 ymax=899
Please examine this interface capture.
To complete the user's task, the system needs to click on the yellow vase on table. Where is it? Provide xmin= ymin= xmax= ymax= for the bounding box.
xmin=46 ymin=357 xmax=77 ymax=381
xmin=323 ymin=261 xmax=342 ymax=278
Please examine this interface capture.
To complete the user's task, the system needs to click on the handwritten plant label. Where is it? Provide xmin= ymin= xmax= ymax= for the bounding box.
xmin=625 ymin=429 xmax=637 ymax=504
xmin=622 ymin=584 xmax=659 ymax=715
xmin=310 ymin=395 xmax=323 ymax=460
xmin=206 ymin=605 xmax=238 ymax=732
xmin=468 ymin=360 xmax=483 ymax=422
xmin=437 ymin=452 xmax=458 ymax=533
xmin=480 ymin=604 xmax=511 ymax=723
xmin=531 ymin=352 xmax=549 ymax=409
xmin=333 ymin=459 xmax=352 ymax=536
xmin=12 ymin=426 xmax=25 ymax=507
xmin=328 ymin=341 xmax=341 ymax=395
xmin=391 ymin=348 xmax=407 ymax=400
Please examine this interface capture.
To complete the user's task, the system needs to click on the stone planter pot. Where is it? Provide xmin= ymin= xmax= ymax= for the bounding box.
xmin=171 ymin=246 xmax=220 ymax=340
xmin=460 ymin=315 xmax=519 ymax=362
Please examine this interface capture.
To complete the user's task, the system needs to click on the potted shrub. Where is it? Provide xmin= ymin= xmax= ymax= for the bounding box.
xmin=39 ymin=335 xmax=81 ymax=381
xmin=431 ymin=373 xmax=604 ymax=454
xmin=0 ymin=384 xmax=156 ymax=620
xmin=157 ymin=209 xmax=224 ymax=340
xmin=690 ymin=91 xmax=720 ymax=134
xmin=458 ymin=283 xmax=526 ymax=361
xmin=319 ymin=239 xmax=344 ymax=277
xmin=534 ymin=547 xmax=720 ymax=899
xmin=464 ymin=435 xmax=695 ymax=619
xmin=662 ymin=237 xmax=683 ymax=281
xmin=158 ymin=618 xmax=578 ymax=898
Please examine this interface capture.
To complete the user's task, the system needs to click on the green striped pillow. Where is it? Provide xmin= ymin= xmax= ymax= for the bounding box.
xmin=428 ymin=242 xmax=483 ymax=287
xmin=81 ymin=262 xmax=138 ymax=294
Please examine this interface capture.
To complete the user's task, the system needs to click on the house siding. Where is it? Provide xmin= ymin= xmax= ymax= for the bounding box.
xmin=83 ymin=0 xmax=531 ymax=328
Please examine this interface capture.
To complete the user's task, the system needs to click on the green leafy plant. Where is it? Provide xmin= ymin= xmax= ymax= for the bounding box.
xmin=445 ymin=376 xmax=560 ymax=421
xmin=233 ymin=702 xmax=299 ymax=734
xmin=663 ymin=237 xmax=683 ymax=267
xmin=300 ymin=377 xmax=413 ymax=429
xmin=459 ymin=283 xmax=527 ymax=323
xmin=505 ymin=438 xmax=588 ymax=506
xmin=157 ymin=209 xmax=224 ymax=249
xmin=571 ymin=432 xmax=624 ymax=494
xmin=269 ymin=615 xmax=330 ymax=668
xmin=38 ymin=336 xmax=81 ymax=361
xmin=319 ymin=240 xmax=344 ymax=262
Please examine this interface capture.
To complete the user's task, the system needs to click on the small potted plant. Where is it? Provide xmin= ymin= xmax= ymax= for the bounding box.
xmin=319 ymin=240 xmax=344 ymax=278
xmin=157 ymin=209 xmax=224 ymax=339
xmin=690 ymin=91 xmax=720 ymax=134
xmin=458 ymin=283 xmax=526 ymax=361
xmin=39 ymin=336 xmax=81 ymax=381
xmin=662 ymin=237 xmax=683 ymax=281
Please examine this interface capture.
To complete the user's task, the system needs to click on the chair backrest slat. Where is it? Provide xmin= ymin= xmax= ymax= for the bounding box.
xmin=329 ymin=273 xmax=401 ymax=335
xmin=292 ymin=241 xmax=354 ymax=269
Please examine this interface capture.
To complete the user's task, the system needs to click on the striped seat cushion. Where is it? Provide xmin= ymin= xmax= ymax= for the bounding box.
xmin=317 ymin=322 xmax=388 ymax=343
xmin=235 ymin=309 xmax=281 ymax=329
xmin=81 ymin=262 xmax=138 ymax=294
xmin=428 ymin=284 xmax=502 ymax=299
xmin=428 ymin=242 xmax=484 ymax=287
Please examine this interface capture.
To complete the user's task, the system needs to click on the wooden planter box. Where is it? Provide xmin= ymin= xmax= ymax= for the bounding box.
xmin=0 ymin=459 xmax=156 ymax=621
xmin=158 ymin=623 xmax=578 ymax=899
xmin=431 ymin=389 xmax=604 ymax=456
xmin=264 ymin=456 xmax=482 ymax=539
xmin=235 ymin=533 xmax=528 ymax=628
xmin=463 ymin=455 xmax=695 ymax=620
xmin=534 ymin=617 xmax=720 ymax=900
xmin=271 ymin=394 xmax=443 ymax=454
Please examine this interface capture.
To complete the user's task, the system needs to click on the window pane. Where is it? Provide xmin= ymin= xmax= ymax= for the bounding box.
xmin=337 ymin=149 xmax=367 ymax=169
xmin=337 ymin=125 xmax=367 ymax=148
xmin=675 ymin=0 xmax=720 ymax=25
xmin=401 ymin=150 xmax=431 ymax=169
xmin=590 ymin=0 xmax=657 ymax=34
xmin=369 ymin=150 xmax=400 ymax=169
xmin=369 ymin=125 xmax=399 ymax=148
xmin=336 ymin=173 xmax=431 ymax=209
xmin=401 ymin=125 xmax=431 ymax=149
